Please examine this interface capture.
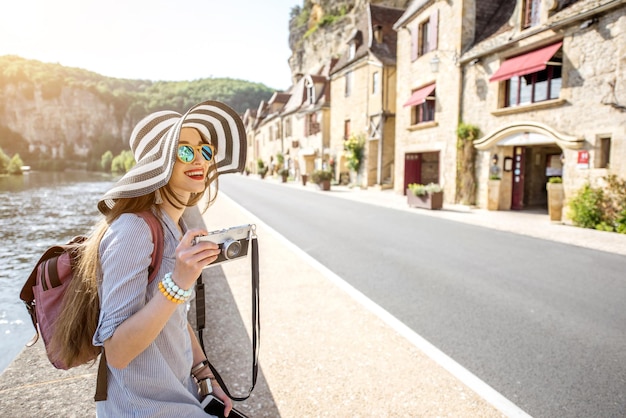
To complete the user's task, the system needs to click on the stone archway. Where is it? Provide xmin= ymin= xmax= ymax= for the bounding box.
xmin=474 ymin=121 xmax=584 ymax=151
xmin=474 ymin=122 xmax=583 ymax=210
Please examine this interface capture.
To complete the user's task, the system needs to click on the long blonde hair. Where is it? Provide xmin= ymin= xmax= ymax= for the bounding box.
xmin=51 ymin=161 xmax=218 ymax=367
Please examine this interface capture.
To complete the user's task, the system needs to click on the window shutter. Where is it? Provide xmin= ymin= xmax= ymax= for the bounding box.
xmin=411 ymin=23 xmax=419 ymax=61
xmin=429 ymin=9 xmax=438 ymax=52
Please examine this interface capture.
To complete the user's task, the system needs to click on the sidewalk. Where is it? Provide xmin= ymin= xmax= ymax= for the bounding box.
xmin=1 ymin=177 xmax=623 ymax=417
xmin=263 ymin=175 xmax=626 ymax=256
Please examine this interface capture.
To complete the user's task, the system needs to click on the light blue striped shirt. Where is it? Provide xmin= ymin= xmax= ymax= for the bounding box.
xmin=93 ymin=209 xmax=208 ymax=417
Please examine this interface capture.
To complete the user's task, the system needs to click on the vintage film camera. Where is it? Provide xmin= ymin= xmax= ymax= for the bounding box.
xmin=193 ymin=224 xmax=255 ymax=267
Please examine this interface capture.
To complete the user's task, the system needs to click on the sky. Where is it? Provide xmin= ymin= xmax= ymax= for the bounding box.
xmin=0 ymin=0 xmax=299 ymax=90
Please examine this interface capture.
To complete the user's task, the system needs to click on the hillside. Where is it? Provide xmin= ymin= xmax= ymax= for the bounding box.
xmin=0 ymin=55 xmax=274 ymax=169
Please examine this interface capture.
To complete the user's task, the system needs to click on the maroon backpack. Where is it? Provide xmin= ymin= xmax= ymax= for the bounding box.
xmin=20 ymin=211 xmax=164 ymax=370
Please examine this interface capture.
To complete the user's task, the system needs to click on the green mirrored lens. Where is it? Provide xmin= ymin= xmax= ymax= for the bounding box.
xmin=178 ymin=145 xmax=195 ymax=163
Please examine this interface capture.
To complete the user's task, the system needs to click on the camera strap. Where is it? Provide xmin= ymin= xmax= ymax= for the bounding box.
xmin=194 ymin=229 xmax=259 ymax=401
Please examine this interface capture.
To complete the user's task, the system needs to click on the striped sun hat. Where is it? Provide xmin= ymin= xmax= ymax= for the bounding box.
xmin=98 ymin=100 xmax=246 ymax=214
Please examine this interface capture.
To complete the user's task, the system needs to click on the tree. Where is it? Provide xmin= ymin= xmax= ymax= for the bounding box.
xmin=111 ymin=150 xmax=134 ymax=174
xmin=0 ymin=147 xmax=10 ymax=174
xmin=101 ymin=150 xmax=113 ymax=172
xmin=7 ymin=153 xmax=23 ymax=174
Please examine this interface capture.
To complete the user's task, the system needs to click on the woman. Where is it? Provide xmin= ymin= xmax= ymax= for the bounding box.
xmin=53 ymin=101 xmax=246 ymax=417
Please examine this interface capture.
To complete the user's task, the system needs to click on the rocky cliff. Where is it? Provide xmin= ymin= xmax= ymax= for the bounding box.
xmin=1 ymin=82 xmax=130 ymax=158
xmin=288 ymin=0 xmax=410 ymax=81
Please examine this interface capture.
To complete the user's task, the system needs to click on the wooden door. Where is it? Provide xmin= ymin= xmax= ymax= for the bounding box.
xmin=404 ymin=153 xmax=421 ymax=194
xmin=511 ymin=146 xmax=525 ymax=210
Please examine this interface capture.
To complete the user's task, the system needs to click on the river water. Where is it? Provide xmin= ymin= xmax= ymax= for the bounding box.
xmin=0 ymin=171 xmax=115 ymax=373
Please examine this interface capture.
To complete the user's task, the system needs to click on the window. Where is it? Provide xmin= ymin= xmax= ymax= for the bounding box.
xmin=505 ymin=50 xmax=562 ymax=107
xmin=419 ymin=20 xmax=431 ymax=56
xmin=412 ymin=97 xmax=435 ymax=124
xmin=404 ymin=84 xmax=436 ymax=124
xmin=599 ymin=137 xmax=611 ymax=168
xmin=345 ymin=71 xmax=353 ymax=97
xmin=349 ymin=42 xmax=356 ymax=60
xmin=411 ymin=10 xmax=438 ymax=61
xmin=523 ymin=0 xmax=541 ymax=28
xmin=372 ymin=71 xmax=379 ymax=95
xmin=344 ymin=119 xmax=351 ymax=140
xmin=285 ymin=118 xmax=292 ymax=137
xmin=306 ymin=82 xmax=315 ymax=105
xmin=305 ymin=113 xmax=320 ymax=136
xmin=490 ymin=43 xmax=564 ymax=108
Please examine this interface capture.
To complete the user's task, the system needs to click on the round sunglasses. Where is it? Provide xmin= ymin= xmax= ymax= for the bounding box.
xmin=177 ymin=144 xmax=215 ymax=164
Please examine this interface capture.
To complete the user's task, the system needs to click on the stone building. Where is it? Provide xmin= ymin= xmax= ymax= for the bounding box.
xmin=250 ymin=93 xmax=290 ymax=174
xmin=394 ymin=0 xmax=625 ymax=212
xmin=393 ymin=0 xmax=464 ymax=201
xmin=329 ymin=3 xmax=405 ymax=188
xmin=462 ymin=0 xmax=625 ymax=211
xmin=280 ymin=64 xmax=334 ymax=179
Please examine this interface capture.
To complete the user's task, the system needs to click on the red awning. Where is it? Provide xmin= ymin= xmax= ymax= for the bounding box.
xmin=489 ymin=42 xmax=563 ymax=82
xmin=403 ymin=83 xmax=436 ymax=107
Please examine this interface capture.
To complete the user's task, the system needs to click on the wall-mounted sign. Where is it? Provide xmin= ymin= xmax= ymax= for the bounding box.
xmin=577 ymin=150 xmax=590 ymax=169
xmin=504 ymin=157 xmax=513 ymax=172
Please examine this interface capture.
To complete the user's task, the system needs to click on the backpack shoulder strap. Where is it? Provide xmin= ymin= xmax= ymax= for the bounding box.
xmin=95 ymin=210 xmax=165 ymax=402
xmin=136 ymin=211 xmax=164 ymax=284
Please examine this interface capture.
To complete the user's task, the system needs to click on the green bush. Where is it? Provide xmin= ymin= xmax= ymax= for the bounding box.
xmin=568 ymin=183 xmax=604 ymax=229
xmin=344 ymin=133 xmax=365 ymax=173
xmin=568 ymin=176 xmax=626 ymax=233
xmin=548 ymin=176 xmax=563 ymax=184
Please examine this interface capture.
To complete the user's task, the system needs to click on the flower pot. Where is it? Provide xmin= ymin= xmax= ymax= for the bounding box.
xmin=301 ymin=174 xmax=308 ymax=186
xmin=547 ymin=182 xmax=564 ymax=222
xmin=319 ymin=180 xmax=331 ymax=191
xmin=487 ymin=179 xmax=501 ymax=211
xmin=281 ymin=174 xmax=288 ymax=183
xmin=407 ymin=190 xmax=443 ymax=210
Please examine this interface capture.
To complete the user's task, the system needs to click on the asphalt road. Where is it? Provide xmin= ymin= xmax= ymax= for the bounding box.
xmin=220 ymin=175 xmax=626 ymax=418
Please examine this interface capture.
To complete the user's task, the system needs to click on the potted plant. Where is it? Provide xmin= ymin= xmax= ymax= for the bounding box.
xmin=257 ymin=159 xmax=268 ymax=179
xmin=547 ymin=176 xmax=564 ymax=222
xmin=487 ymin=174 xmax=501 ymax=211
xmin=278 ymin=168 xmax=289 ymax=183
xmin=407 ymin=183 xmax=443 ymax=210
xmin=311 ymin=169 xmax=333 ymax=191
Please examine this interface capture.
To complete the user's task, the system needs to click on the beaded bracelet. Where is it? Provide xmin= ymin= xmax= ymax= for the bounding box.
xmin=158 ymin=272 xmax=193 ymax=304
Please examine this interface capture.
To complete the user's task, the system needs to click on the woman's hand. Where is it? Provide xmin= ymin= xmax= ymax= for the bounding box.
xmin=173 ymin=228 xmax=221 ymax=289
xmin=211 ymin=383 xmax=233 ymax=417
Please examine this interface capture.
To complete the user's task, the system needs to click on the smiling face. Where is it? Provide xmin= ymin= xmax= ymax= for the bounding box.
xmin=168 ymin=127 xmax=211 ymax=199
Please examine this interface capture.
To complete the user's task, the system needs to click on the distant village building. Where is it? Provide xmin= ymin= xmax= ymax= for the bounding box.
xmin=329 ymin=3 xmax=405 ymax=188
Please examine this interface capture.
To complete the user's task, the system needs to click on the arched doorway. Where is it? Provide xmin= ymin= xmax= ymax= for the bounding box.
xmin=474 ymin=122 xmax=583 ymax=211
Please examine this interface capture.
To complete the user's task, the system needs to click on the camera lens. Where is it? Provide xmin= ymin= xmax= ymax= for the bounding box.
xmin=222 ymin=239 xmax=241 ymax=259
